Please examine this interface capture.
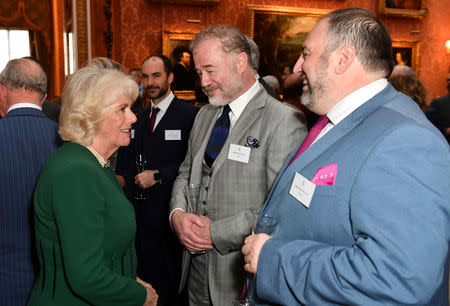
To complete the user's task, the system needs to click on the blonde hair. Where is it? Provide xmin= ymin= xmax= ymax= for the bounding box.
xmin=59 ymin=58 xmax=138 ymax=146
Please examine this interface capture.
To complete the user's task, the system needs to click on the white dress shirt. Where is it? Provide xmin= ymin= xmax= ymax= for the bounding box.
xmin=217 ymin=79 xmax=261 ymax=130
xmin=150 ymin=91 xmax=175 ymax=131
xmin=7 ymin=103 xmax=42 ymax=114
xmin=314 ymin=78 xmax=388 ymax=144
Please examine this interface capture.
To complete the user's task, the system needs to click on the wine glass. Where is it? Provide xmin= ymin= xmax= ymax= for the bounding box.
xmin=134 ymin=153 xmax=147 ymax=200
xmin=186 ymin=183 xmax=206 ymax=255
xmin=233 ymin=214 xmax=277 ymax=306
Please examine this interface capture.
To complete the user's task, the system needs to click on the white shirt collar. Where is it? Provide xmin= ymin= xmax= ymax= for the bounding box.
xmin=227 ymin=79 xmax=261 ymax=121
xmin=151 ymin=91 xmax=174 ymax=114
xmin=327 ymin=78 xmax=388 ymax=126
xmin=7 ymin=103 xmax=42 ymax=113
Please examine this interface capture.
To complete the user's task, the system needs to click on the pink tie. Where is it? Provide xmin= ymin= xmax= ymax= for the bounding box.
xmin=288 ymin=115 xmax=329 ymax=166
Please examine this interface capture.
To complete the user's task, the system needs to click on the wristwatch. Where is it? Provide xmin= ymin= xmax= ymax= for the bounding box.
xmin=153 ymin=170 xmax=161 ymax=184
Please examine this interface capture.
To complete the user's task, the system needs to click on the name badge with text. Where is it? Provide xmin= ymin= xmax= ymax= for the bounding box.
xmin=227 ymin=144 xmax=251 ymax=164
xmin=289 ymin=172 xmax=316 ymax=208
xmin=165 ymin=130 xmax=181 ymax=141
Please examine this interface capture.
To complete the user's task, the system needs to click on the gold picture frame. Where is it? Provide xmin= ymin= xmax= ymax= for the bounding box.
xmin=148 ymin=0 xmax=219 ymax=5
xmin=378 ymin=0 xmax=427 ymax=19
xmin=162 ymin=31 xmax=195 ymax=60
xmin=162 ymin=31 xmax=196 ymax=103
xmin=392 ymin=40 xmax=421 ymax=75
xmin=246 ymin=5 xmax=330 ymax=77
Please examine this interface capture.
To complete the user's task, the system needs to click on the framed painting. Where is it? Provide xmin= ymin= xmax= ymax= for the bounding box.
xmin=392 ymin=40 xmax=421 ymax=74
xmin=378 ymin=0 xmax=427 ymax=18
xmin=162 ymin=31 xmax=195 ymax=61
xmin=148 ymin=0 xmax=219 ymax=5
xmin=246 ymin=5 xmax=330 ymax=78
xmin=162 ymin=31 xmax=197 ymax=102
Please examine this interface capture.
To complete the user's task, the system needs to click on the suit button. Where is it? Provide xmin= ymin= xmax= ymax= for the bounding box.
xmin=202 ymin=201 xmax=206 ymax=205
xmin=205 ymin=187 xmax=208 ymax=191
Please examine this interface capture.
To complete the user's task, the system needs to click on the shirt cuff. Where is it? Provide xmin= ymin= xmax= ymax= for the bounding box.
xmin=169 ymin=208 xmax=186 ymax=229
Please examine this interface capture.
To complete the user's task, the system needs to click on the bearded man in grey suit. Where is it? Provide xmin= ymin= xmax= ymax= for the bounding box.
xmin=169 ymin=25 xmax=307 ymax=305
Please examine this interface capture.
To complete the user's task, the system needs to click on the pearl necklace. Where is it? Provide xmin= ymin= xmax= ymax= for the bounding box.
xmin=86 ymin=145 xmax=108 ymax=168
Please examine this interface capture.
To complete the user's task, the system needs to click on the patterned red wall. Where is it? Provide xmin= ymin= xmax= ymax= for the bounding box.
xmin=119 ymin=0 xmax=450 ymax=102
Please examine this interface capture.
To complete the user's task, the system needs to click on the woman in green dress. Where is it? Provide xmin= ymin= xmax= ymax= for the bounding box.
xmin=28 ymin=58 xmax=158 ymax=306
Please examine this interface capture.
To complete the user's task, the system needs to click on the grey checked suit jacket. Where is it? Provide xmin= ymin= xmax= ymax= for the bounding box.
xmin=170 ymin=86 xmax=307 ymax=305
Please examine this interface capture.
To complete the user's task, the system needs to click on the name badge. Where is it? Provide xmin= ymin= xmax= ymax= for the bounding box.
xmin=289 ymin=172 xmax=316 ymax=208
xmin=165 ymin=130 xmax=181 ymax=141
xmin=228 ymin=144 xmax=251 ymax=164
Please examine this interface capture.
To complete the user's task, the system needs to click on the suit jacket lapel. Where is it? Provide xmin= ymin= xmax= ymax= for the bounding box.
xmin=152 ymin=97 xmax=177 ymax=134
xmin=265 ymin=83 xmax=398 ymax=208
xmin=190 ymin=106 xmax=220 ymax=185
xmin=211 ymin=87 xmax=266 ymax=173
xmin=135 ymin=107 xmax=151 ymax=153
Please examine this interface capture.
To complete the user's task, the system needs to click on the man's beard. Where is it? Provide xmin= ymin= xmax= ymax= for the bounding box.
xmin=203 ymin=76 xmax=243 ymax=106
xmin=301 ymin=55 xmax=329 ymax=110
xmin=300 ymin=80 xmax=326 ymax=110
xmin=203 ymin=84 xmax=227 ymax=106
xmin=146 ymin=83 xmax=169 ymax=101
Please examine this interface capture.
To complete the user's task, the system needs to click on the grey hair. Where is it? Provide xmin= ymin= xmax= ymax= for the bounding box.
xmin=189 ymin=24 xmax=252 ymax=66
xmin=262 ymin=75 xmax=280 ymax=94
xmin=0 ymin=58 xmax=47 ymax=100
xmin=245 ymin=36 xmax=260 ymax=70
xmin=390 ymin=65 xmax=416 ymax=78
xmin=322 ymin=8 xmax=393 ymax=77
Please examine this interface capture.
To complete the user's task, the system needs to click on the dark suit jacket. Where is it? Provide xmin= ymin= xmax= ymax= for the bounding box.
xmin=42 ymin=100 xmax=61 ymax=122
xmin=258 ymin=77 xmax=282 ymax=101
xmin=0 ymin=107 xmax=60 ymax=305
xmin=116 ymin=96 xmax=198 ymax=305
xmin=426 ymin=94 xmax=450 ymax=144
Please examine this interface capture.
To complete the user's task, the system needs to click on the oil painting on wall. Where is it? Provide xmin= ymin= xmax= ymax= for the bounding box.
xmin=392 ymin=41 xmax=421 ymax=74
xmin=247 ymin=6 xmax=329 ymax=78
xmin=378 ymin=0 xmax=427 ymax=18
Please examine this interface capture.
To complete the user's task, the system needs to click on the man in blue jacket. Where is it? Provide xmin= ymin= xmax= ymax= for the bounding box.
xmin=243 ymin=8 xmax=449 ymax=305
xmin=0 ymin=58 xmax=60 ymax=305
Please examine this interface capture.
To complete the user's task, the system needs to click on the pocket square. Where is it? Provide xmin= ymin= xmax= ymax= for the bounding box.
xmin=311 ymin=163 xmax=337 ymax=185
xmin=245 ymin=136 xmax=260 ymax=148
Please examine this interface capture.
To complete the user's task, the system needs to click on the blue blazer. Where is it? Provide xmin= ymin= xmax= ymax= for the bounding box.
xmin=116 ymin=96 xmax=198 ymax=305
xmin=0 ymin=107 xmax=60 ymax=305
xmin=254 ymin=84 xmax=450 ymax=305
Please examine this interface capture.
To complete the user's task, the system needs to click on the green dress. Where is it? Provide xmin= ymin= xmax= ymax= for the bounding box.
xmin=28 ymin=142 xmax=146 ymax=305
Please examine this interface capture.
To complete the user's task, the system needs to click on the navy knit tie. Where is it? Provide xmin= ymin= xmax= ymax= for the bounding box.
xmin=204 ymin=105 xmax=231 ymax=167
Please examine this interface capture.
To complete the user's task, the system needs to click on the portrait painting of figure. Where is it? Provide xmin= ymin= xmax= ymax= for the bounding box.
xmin=393 ymin=47 xmax=412 ymax=66
xmin=247 ymin=6 xmax=328 ymax=78
xmin=386 ymin=0 xmax=421 ymax=10
xmin=391 ymin=41 xmax=421 ymax=75
xmin=379 ymin=0 xmax=426 ymax=18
